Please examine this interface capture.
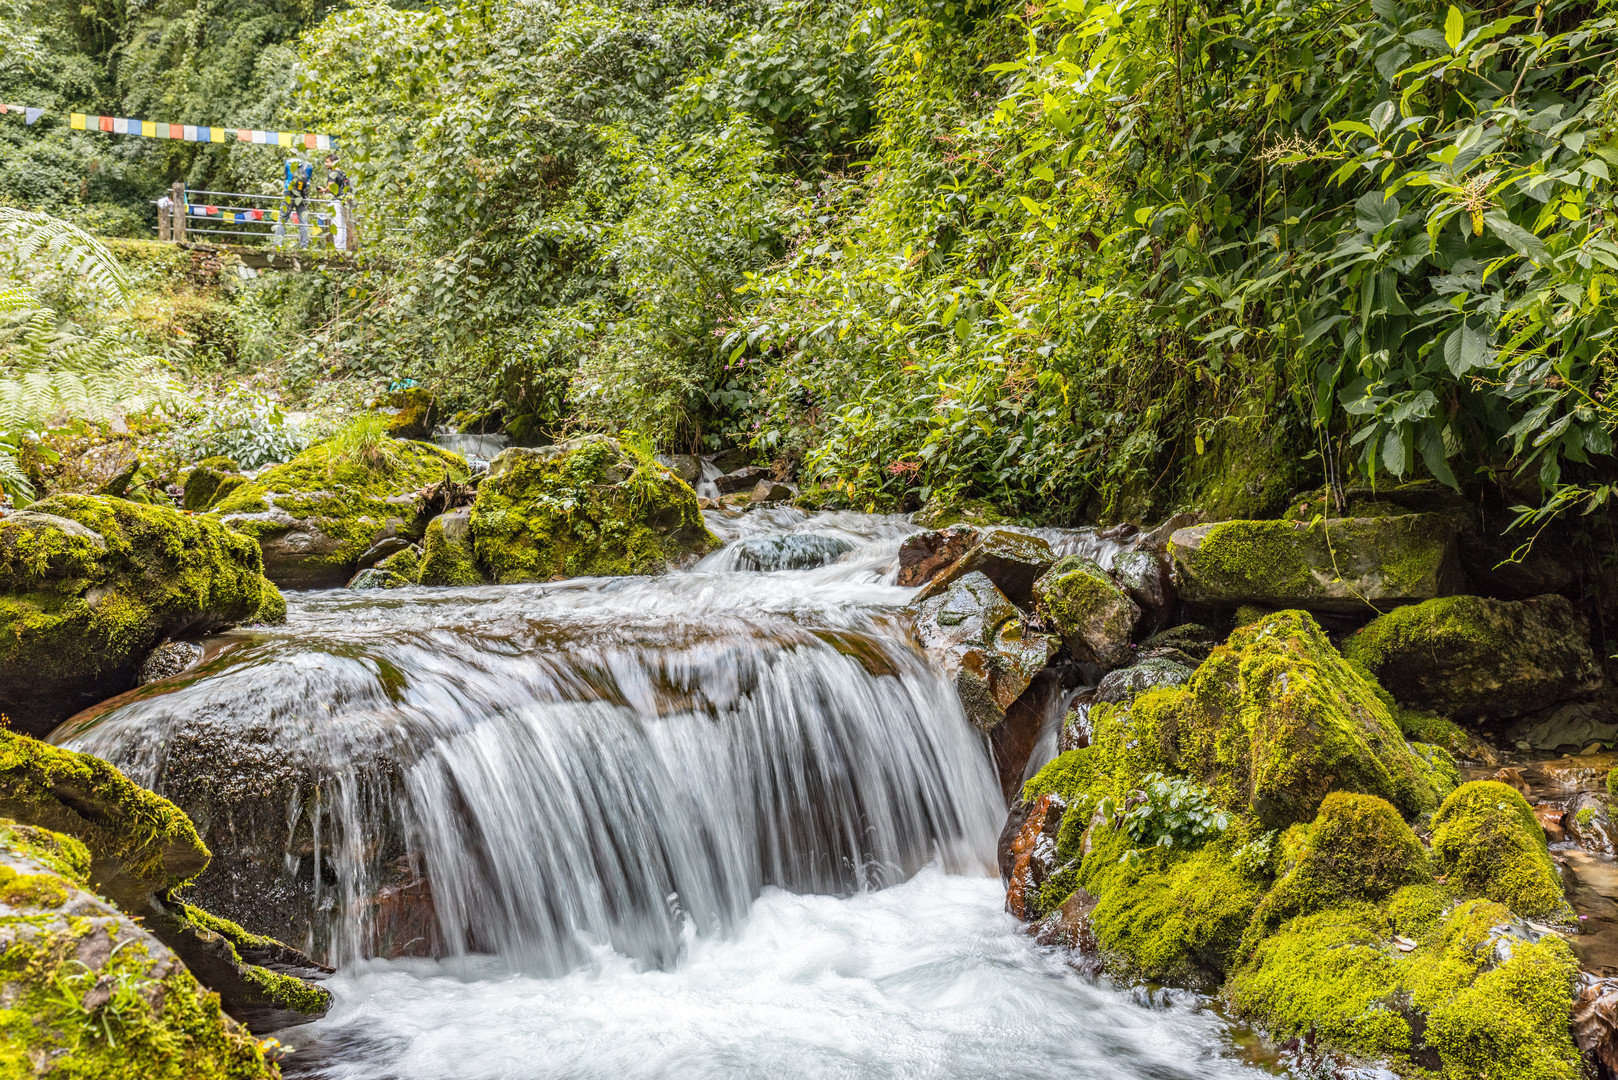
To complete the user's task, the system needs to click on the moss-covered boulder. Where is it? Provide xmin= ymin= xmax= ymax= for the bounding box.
xmin=0 ymin=730 xmax=331 ymax=1031
xmin=1228 ymin=896 xmax=1581 ymax=1078
xmin=383 ymin=387 xmax=437 ymax=440
xmin=1082 ymin=611 xmax=1452 ymax=827
xmin=1032 ymin=555 xmax=1140 ymax=668
xmin=1168 ymin=516 xmax=1461 ymax=612
xmin=0 ymin=495 xmax=276 ymax=735
xmin=1343 ymin=594 xmax=1604 ymax=721
xmin=1251 ymin=793 xmax=1430 ymax=932
xmin=213 ymin=437 xmax=469 ymax=589
xmin=910 ymin=571 xmax=1058 ymax=730
xmin=469 ymin=436 xmax=719 ymax=583
xmin=1430 ymin=781 xmax=1571 ymax=920
xmin=0 ymin=818 xmax=278 ymax=1079
xmin=417 ymin=507 xmax=486 ymax=586
xmin=182 ymin=456 xmax=246 ymax=513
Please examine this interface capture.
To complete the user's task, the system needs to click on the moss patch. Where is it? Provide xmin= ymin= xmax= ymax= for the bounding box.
xmin=470 ymin=436 xmax=719 ymax=583
xmin=416 ymin=510 xmax=485 ymax=587
xmin=1430 ymin=781 xmax=1570 ymax=920
xmin=0 ymin=495 xmax=274 ymax=734
xmin=0 ymin=729 xmax=208 ymax=899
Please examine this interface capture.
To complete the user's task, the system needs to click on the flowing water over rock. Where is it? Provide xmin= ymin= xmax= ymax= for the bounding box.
xmin=54 ymin=509 xmax=1273 ymax=1079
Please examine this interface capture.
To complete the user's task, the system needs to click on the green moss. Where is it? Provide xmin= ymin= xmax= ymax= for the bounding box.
xmin=1252 ymin=793 xmax=1431 ymax=933
xmin=1608 ymin=766 xmax=1617 ymax=797
xmin=1430 ymin=781 xmax=1570 ymax=920
xmin=377 ymin=545 xmax=421 ymax=580
xmin=911 ymin=496 xmax=1007 ymax=529
xmin=470 ymin=436 xmax=719 ymax=583
xmin=1231 ymin=604 xmax=1270 ymax=628
xmin=1229 ymin=896 xmax=1580 ymax=1079
xmin=0 ymin=494 xmax=275 ymax=732
xmin=172 ymin=903 xmax=331 ymax=1017
xmin=1078 ymin=828 xmax=1266 ymax=986
xmin=251 ymin=580 xmax=286 ymax=624
xmin=183 ymin=462 xmax=246 ymax=512
xmin=1173 ymin=407 xmax=1304 ymax=520
xmin=0 ymin=821 xmax=90 ymax=883
xmin=1170 ymin=515 xmax=1457 ymax=608
xmin=417 ymin=513 xmax=485 ymax=587
xmin=1031 ymin=555 xmax=1137 ymax=663
xmin=1176 ymin=611 xmax=1446 ymax=826
xmin=384 ymin=388 xmax=436 ymax=438
xmin=214 ymin=437 xmax=469 ymax=575
xmin=1394 ymin=707 xmax=1476 ymax=758
xmin=0 ymin=729 xmax=209 ymax=897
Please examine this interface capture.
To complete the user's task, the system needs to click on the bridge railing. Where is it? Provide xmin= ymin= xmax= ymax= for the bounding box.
xmin=155 ymin=180 xmax=361 ymax=251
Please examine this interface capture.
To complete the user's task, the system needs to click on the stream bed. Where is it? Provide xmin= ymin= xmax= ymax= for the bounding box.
xmin=57 ymin=509 xmax=1278 ymax=1080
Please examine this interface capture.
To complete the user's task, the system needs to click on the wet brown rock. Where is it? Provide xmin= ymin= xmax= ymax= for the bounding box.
xmin=749 ymin=479 xmax=796 ymax=504
xmin=896 ymin=526 xmax=979 ymax=588
xmin=1032 ymin=555 xmax=1140 ymax=669
xmin=1539 ymin=753 xmax=1618 ymax=788
xmin=916 ymin=528 xmax=1056 ymax=606
xmin=1491 ymin=767 xmax=1533 ymax=797
xmin=1532 ymin=801 xmax=1568 ymax=844
xmin=910 ymin=571 xmax=1058 ymax=731
xmin=1003 ymin=792 xmax=1066 ymax=920
xmin=1031 ymin=888 xmax=1103 ymax=976
xmin=1110 ymin=549 xmax=1173 ymax=616
xmin=1566 ymin=792 xmax=1618 ymax=856
xmin=1573 ymin=975 xmax=1618 ymax=1076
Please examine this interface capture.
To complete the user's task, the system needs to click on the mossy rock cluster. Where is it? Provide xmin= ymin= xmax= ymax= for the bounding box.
xmin=1031 ymin=554 xmax=1140 ymax=668
xmin=1016 ymin=610 xmax=1581 ymax=1079
xmin=181 ymin=457 xmax=247 ymax=513
xmin=0 ymin=494 xmax=281 ymax=736
xmin=0 ymin=730 xmax=330 ymax=1033
xmin=0 ymin=818 xmax=278 ymax=1080
xmin=470 ymin=436 xmax=719 ymax=583
xmin=1168 ymin=516 xmax=1462 ymax=612
xmin=213 ymin=436 xmax=469 ymax=589
xmin=1343 ymin=594 xmax=1604 ymax=721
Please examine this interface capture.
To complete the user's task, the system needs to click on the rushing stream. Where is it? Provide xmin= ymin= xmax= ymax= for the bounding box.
xmin=55 ymin=509 xmax=1275 ymax=1080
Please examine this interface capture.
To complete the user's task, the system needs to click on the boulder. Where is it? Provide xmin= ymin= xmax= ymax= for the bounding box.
xmin=1506 ymin=701 xmax=1618 ymax=752
xmin=181 ymin=456 xmax=246 ymax=513
xmin=417 ymin=507 xmax=486 ymax=586
xmin=909 ymin=571 xmax=1058 ymax=731
xmin=896 ymin=526 xmax=979 ymax=587
xmin=713 ymin=465 xmax=769 ymax=495
xmin=1110 ymin=549 xmax=1173 ymax=615
xmin=0 ymin=730 xmax=331 ymax=1029
xmin=0 ymin=818 xmax=278 ymax=1077
xmin=213 ymin=437 xmax=470 ymax=589
xmin=1137 ymin=623 xmax=1220 ymax=662
xmin=1094 ymin=657 xmax=1194 ymax=705
xmin=0 ymin=495 xmax=276 ymax=736
xmin=749 ymin=479 xmax=797 ymax=504
xmin=348 ymin=567 xmax=412 ymax=590
xmin=383 ymin=387 xmax=437 ymax=440
xmin=471 ymin=436 xmax=720 ymax=583
xmin=137 ymin=640 xmax=204 ymax=685
xmin=1343 ymin=594 xmax=1604 ymax=721
xmin=1168 ymin=515 xmax=1461 ymax=612
xmin=655 ymin=454 xmax=702 ymax=486
xmin=1564 ymin=792 xmax=1617 ymax=855
xmin=1430 ymin=781 xmax=1570 ymax=920
xmin=916 ymin=527 xmax=1055 ymax=606
xmin=708 ymin=447 xmax=755 ymax=473
xmin=1002 ymin=792 xmax=1065 ymax=920
xmin=911 ymin=497 xmax=1006 ymax=529
xmin=1059 ymin=610 xmax=1455 ymax=829
xmin=731 ymin=534 xmax=853 ymax=572
xmin=1032 ymin=555 xmax=1140 ymax=668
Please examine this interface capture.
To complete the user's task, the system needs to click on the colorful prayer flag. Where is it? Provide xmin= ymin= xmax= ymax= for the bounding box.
xmin=277 ymin=132 xmax=292 ymax=148
xmin=237 ymin=129 xmax=251 ymax=143
xmin=69 ymin=113 xmax=85 ymax=129
xmin=98 ymin=116 xmax=112 ymax=132
xmin=142 ymin=121 xmax=155 ymax=137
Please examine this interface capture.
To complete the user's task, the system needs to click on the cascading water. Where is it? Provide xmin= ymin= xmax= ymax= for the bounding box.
xmin=53 ymin=509 xmax=1273 ymax=1080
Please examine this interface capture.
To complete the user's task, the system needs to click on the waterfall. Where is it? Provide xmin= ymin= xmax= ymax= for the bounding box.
xmin=54 ymin=522 xmax=1001 ymax=970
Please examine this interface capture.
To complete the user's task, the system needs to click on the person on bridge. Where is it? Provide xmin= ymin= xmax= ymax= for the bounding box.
xmin=325 ymin=155 xmax=353 ymax=251
xmin=275 ymin=157 xmax=313 ymax=248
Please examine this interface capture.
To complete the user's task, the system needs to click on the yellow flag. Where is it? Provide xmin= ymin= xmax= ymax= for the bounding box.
xmin=210 ymin=127 xmax=224 ymax=143
xmin=141 ymin=120 xmax=155 ymax=137
xmin=277 ymin=131 xmax=292 ymax=147
xmin=70 ymin=113 xmax=86 ymax=130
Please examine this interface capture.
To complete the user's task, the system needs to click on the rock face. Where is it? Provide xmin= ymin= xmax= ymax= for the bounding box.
xmin=1094 ymin=657 xmax=1194 ymax=704
xmin=137 ymin=640 xmax=204 ymax=685
xmin=0 ymin=730 xmax=331 ymax=1031
xmin=1168 ymin=515 xmax=1461 ymax=612
xmin=0 ymin=818 xmax=278 ymax=1079
xmin=416 ymin=507 xmax=486 ymax=586
xmin=915 ymin=527 xmax=1055 ymax=605
xmin=713 ymin=465 xmax=769 ymax=495
xmin=1342 ymin=594 xmax=1603 ymax=721
xmin=1110 ymin=549 xmax=1173 ymax=616
xmin=470 ymin=436 xmax=719 ymax=583
xmin=896 ymin=526 xmax=978 ymax=587
xmin=1032 ymin=555 xmax=1141 ymax=669
xmin=0 ymin=495 xmax=277 ymax=736
xmin=1001 ymin=792 xmax=1065 ymax=920
xmin=214 ymin=438 xmax=470 ymax=589
xmin=909 ymin=571 xmax=1058 ymax=731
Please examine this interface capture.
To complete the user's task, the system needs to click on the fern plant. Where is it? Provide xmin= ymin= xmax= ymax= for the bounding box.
xmin=0 ymin=210 xmax=183 ymax=504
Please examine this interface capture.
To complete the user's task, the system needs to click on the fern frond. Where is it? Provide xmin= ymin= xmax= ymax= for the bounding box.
xmin=0 ymin=209 xmax=131 ymax=307
xmin=0 ymin=448 xmax=33 ymax=505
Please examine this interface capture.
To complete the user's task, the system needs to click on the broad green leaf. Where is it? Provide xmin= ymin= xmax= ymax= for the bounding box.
xmin=1444 ymin=5 xmax=1465 ymax=51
